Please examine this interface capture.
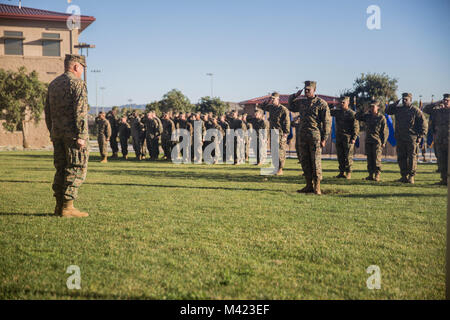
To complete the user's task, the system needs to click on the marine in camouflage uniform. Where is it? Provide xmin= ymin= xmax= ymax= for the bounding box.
xmin=288 ymin=81 xmax=331 ymax=194
xmin=386 ymin=93 xmax=428 ymax=184
xmin=229 ymin=111 xmax=247 ymax=165
xmin=142 ymin=111 xmax=163 ymax=160
xmin=330 ymin=96 xmax=360 ymax=179
xmin=106 ymin=107 xmax=120 ymax=158
xmin=130 ymin=113 xmax=145 ymax=160
xmin=161 ymin=113 xmax=176 ymax=161
xmin=260 ymin=92 xmax=291 ymax=175
xmin=118 ymin=116 xmax=131 ymax=159
xmin=355 ymin=101 xmax=388 ymax=181
xmin=44 ymin=54 xmax=89 ymax=218
xmin=95 ymin=112 xmax=112 ymax=163
xmin=423 ymin=94 xmax=450 ymax=185
xmin=177 ymin=114 xmax=194 ymax=161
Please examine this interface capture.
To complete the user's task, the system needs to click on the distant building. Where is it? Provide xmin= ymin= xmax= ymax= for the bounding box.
xmin=0 ymin=3 xmax=95 ymax=149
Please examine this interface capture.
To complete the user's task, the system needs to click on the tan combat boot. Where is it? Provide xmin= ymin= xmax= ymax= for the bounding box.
xmin=297 ymin=178 xmax=314 ymax=193
xmin=276 ymin=168 xmax=283 ymax=176
xmin=61 ymin=200 xmax=89 ymax=218
xmin=313 ymin=178 xmax=322 ymax=195
xmin=100 ymin=156 xmax=108 ymax=163
xmin=345 ymin=172 xmax=351 ymax=180
xmin=407 ymin=175 xmax=415 ymax=184
xmin=374 ymin=172 xmax=380 ymax=182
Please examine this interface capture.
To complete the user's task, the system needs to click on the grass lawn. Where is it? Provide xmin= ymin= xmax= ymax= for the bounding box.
xmin=0 ymin=151 xmax=446 ymax=299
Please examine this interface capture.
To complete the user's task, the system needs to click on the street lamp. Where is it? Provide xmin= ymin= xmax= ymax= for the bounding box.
xmin=100 ymin=87 xmax=106 ymax=113
xmin=91 ymin=69 xmax=101 ymax=114
xmin=206 ymin=73 xmax=214 ymax=98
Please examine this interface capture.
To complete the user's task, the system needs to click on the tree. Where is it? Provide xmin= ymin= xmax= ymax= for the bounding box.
xmin=145 ymin=101 xmax=161 ymax=116
xmin=159 ymin=89 xmax=194 ymax=113
xmin=0 ymin=67 xmax=47 ymax=148
xmin=342 ymin=72 xmax=398 ymax=112
xmin=196 ymin=96 xmax=229 ymax=115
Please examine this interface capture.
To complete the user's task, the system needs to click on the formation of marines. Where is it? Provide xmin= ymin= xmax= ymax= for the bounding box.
xmin=45 ymin=55 xmax=449 ymax=218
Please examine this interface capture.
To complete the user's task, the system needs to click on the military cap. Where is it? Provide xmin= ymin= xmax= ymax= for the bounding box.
xmin=304 ymin=81 xmax=317 ymax=89
xmin=340 ymin=96 xmax=350 ymax=102
xmin=271 ymin=92 xmax=280 ymax=98
xmin=65 ymin=54 xmax=86 ymax=67
xmin=443 ymin=93 xmax=449 ymax=99
xmin=402 ymin=93 xmax=412 ymax=98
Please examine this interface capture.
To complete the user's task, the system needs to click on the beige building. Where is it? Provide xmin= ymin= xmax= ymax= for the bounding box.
xmin=0 ymin=3 xmax=95 ymax=149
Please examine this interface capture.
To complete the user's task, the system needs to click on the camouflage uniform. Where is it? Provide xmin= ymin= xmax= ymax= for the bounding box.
xmin=44 ymin=68 xmax=89 ymax=202
xmin=95 ymin=117 xmax=112 ymax=158
xmin=386 ymin=97 xmax=428 ymax=179
xmin=177 ymin=118 xmax=194 ymax=160
xmin=230 ymin=117 xmax=247 ymax=164
xmin=260 ymin=102 xmax=291 ymax=169
xmin=356 ymin=111 xmax=388 ymax=176
xmin=219 ymin=118 xmax=231 ymax=163
xmin=288 ymin=94 xmax=331 ymax=180
xmin=423 ymin=97 xmax=449 ymax=184
xmin=143 ymin=116 xmax=163 ymax=160
xmin=106 ymin=110 xmax=119 ymax=156
xmin=330 ymin=106 xmax=360 ymax=174
xmin=162 ymin=117 xmax=176 ymax=160
xmin=130 ymin=115 xmax=145 ymax=159
xmin=118 ymin=121 xmax=131 ymax=158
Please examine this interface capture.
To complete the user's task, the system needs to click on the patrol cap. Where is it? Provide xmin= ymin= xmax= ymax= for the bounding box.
xmin=65 ymin=54 xmax=86 ymax=67
xmin=402 ymin=93 xmax=412 ymax=99
xmin=340 ymin=96 xmax=350 ymax=102
xmin=271 ymin=92 xmax=280 ymax=98
xmin=304 ymin=81 xmax=317 ymax=89
xmin=443 ymin=93 xmax=449 ymax=99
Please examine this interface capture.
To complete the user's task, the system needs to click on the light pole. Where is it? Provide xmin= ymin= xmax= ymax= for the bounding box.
xmin=206 ymin=73 xmax=214 ymax=98
xmin=91 ymin=69 xmax=101 ymax=114
xmin=100 ymin=87 xmax=106 ymax=113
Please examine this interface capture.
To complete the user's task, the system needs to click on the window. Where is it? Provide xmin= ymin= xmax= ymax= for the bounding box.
xmin=4 ymin=31 xmax=24 ymax=55
xmin=42 ymin=33 xmax=61 ymax=57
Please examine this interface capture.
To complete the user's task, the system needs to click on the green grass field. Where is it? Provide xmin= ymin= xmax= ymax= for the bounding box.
xmin=0 ymin=151 xmax=446 ymax=299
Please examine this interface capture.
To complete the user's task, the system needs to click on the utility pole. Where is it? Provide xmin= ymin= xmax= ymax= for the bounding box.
xmin=206 ymin=73 xmax=214 ymax=98
xmin=100 ymin=87 xmax=106 ymax=113
xmin=91 ymin=69 xmax=101 ymax=114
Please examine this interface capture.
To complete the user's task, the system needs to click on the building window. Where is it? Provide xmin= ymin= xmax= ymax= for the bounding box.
xmin=42 ymin=33 xmax=61 ymax=57
xmin=4 ymin=31 xmax=24 ymax=55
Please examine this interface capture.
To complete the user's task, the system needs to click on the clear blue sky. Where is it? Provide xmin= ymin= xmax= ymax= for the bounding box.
xmin=3 ymin=0 xmax=450 ymax=106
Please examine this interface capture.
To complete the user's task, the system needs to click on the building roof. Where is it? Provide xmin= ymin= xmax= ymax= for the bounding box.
xmin=0 ymin=3 xmax=95 ymax=32
xmin=240 ymin=94 xmax=339 ymax=106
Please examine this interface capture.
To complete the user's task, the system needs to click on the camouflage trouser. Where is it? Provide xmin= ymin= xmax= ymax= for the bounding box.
xmin=98 ymin=136 xmax=108 ymax=158
xmin=299 ymin=137 xmax=322 ymax=180
xmin=295 ymin=130 xmax=301 ymax=161
xmin=278 ymin=131 xmax=287 ymax=169
xmin=161 ymin=137 xmax=174 ymax=160
xmin=396 ymin=140 xmax=418 ymax=177
xmin=110 ymin=131 xmax=119 ymax=154
xmin=366 ymin=142 xmax=382 ymax=174
xmin=52 ymin=138 xmax=89 ymax=201
xmin=146 ymin=136 xmax=160 ymax=160
xmin=435 ymin=135 xmax=448 ymax=181
xmin=132 ymin=134 xmax=141 ymax=158
xmin=119 ymin=136 xmax=129 ymax=157
xmin=336 ymin=135 xmax=354 ymax=173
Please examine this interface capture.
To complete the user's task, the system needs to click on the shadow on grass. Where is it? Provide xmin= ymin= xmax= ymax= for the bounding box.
xmin=0 ymin=212 xmax=53 ymax=217
xmin=0 ymin=179 xmax=289 ymax=193
xmin=340 ymin=193 xmax=444 ymax=198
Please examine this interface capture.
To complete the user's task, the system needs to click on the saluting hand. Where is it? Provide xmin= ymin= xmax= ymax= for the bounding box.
xmin=76 ymin=138 xmax=86 ymax=149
